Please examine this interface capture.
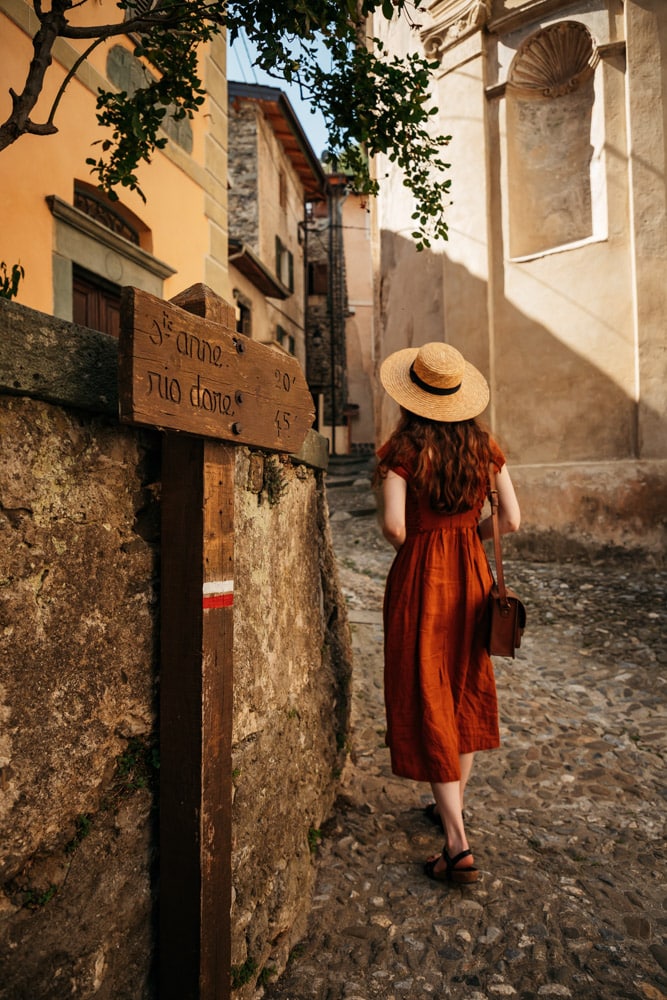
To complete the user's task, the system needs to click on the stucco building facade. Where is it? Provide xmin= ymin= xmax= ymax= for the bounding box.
xmin=371 ymin=0 xmax=667 ymax=557
xmin=0 ymin=0 xmax=230 ymax=325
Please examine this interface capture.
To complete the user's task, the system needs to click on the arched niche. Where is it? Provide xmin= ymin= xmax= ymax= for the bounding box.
xmin=506 ymin=21 xmax=601 ymax=259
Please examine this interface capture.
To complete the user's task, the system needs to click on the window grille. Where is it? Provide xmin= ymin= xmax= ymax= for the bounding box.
xmin=74 ymin=185 xmax=141 ymax=245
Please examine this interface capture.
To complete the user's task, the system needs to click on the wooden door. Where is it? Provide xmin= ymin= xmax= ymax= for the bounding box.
xmin=72 ymin=266 xmax=121 ymax=338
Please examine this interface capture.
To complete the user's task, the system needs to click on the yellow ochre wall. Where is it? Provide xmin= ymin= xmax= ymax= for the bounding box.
xmin=0 ymin=1 xmax=229 ymax=314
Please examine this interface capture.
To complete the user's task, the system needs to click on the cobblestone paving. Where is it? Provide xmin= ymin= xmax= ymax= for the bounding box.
xmin=264 ymin=474 xmax=667 ymax=1000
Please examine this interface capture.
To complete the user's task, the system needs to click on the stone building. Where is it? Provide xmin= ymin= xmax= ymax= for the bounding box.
xmin=304 ymin=176 xmax=349 ymax=453
xmin=227 ymin=82 xmax=327 ymax=369
xmin=227 ymin=87 xmax=372 ymax=455
xmin=370 ymin=0 xmax=667 ymax=558
xmin=305 ymin=184 xmax=375 ymax=456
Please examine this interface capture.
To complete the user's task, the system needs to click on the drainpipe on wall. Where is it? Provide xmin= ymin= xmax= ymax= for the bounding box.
xmin=327 ymin=173 xmax=348 ymax=456
xmin=327 ymin=185 xmax=337 ymax=455
xmin=301 ymin=202 xmax=309 ymax=394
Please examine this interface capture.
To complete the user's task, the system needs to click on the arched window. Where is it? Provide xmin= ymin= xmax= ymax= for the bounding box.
xmin=506 ymin=21 xmax=601 ymax=258
xmin=47 ymin=182 xmax=174 ymax=334
xmin=74 ymin=181 xmax=148 ymax=248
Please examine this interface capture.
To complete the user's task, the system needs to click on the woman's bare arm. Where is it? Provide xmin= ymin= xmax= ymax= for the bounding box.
xmin=381 ymin=471 xmax=407 ymax=550
xmin=478 ymin=465 xmax=521 ymax=540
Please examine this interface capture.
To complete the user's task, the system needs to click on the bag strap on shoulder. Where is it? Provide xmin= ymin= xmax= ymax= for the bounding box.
xmin=489 ymin=466 xmax=508 ymax=605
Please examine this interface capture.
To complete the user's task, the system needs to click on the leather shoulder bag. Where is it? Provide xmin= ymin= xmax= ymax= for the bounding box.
xmin=487 ymin=467 xmax=526 ymax=658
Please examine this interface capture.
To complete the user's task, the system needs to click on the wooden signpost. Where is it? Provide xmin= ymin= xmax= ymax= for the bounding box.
xmin=119 ymin=285 xmax=315 ymax=452
xmin=118 ymin=284 xmax=315 ymax=1000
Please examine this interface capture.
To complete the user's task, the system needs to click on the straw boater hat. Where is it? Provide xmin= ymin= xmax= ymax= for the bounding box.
xmin=380 ymin=342 xmax=489 ymax=422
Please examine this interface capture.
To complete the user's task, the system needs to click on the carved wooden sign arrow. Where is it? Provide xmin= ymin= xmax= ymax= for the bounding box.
xmin=118 ymin=285 xmax=315 ymax=452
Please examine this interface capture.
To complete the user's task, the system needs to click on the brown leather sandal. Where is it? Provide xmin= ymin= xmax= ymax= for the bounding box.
xmin=423 ymin=848 xmax=478 ymax=884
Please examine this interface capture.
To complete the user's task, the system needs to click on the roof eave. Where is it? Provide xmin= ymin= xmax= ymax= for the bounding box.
xmin=228 ymin=238 xmax=290 ymax=300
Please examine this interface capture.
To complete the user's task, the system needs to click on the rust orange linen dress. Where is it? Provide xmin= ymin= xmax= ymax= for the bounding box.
xmin=381 ymin=443 xmax=504 ymax=784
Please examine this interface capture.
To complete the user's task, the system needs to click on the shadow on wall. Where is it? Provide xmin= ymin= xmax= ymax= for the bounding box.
xmin=376 ymin=231 xmax=667 ymax=560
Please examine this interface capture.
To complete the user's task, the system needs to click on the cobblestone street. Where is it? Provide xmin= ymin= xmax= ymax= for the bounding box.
xmin=264 ymin=467 xmax=667 ymax=1000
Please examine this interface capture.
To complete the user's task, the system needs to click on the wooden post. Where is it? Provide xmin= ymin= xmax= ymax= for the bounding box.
xmin=160 ymin=433 xmax=234 ymax=1000
xmin=118 ymin=283 xmax=315 ymax=999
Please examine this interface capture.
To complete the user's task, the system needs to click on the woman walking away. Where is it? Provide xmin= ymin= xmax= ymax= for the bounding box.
xmin=374 ymin=342 xmax=520 ymax=884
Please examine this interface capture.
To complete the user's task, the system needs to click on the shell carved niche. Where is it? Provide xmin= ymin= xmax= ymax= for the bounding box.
xmin=508 ymin=21 xmax=599 ymax=99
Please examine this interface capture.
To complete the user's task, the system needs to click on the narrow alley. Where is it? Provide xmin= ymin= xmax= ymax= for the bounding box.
xmin=264 ymin=461 xmax=667 ymax=1000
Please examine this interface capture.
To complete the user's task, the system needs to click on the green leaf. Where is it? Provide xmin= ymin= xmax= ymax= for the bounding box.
xmin=53 ymin=0 xmax=454 ymax=248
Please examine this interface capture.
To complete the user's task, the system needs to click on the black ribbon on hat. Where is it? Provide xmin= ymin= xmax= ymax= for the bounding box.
xmin=409 ymin=363 xmax=462 ymax=396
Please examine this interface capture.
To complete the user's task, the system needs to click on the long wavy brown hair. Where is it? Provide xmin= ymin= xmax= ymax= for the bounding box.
xmin=374 ymin=409 xmax=493 ymax=513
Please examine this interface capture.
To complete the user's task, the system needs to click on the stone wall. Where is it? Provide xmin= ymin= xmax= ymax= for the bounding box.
xmin=0 ymin=298 xmax=351 ymax=998
xmin=231 ymin=448 xmax=349 ymax=990
xmin=228 ymin=102 xmax=260 ymax=251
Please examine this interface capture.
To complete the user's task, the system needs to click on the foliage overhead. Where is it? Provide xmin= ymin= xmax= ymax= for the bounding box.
xmin=1 ymin=0 xmax=451 ymax=248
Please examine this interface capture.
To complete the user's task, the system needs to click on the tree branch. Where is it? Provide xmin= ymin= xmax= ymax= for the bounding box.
xmin=46 ymin=35 xmax=108 ymax=127
xmin=0 ymin=0 xmax=448 ymax=247
xmin=0 ymin=7 xmax=67 ymax=151
xmin=60 ymin=1 xmax=225 ymax=40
